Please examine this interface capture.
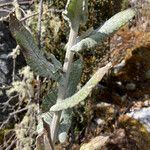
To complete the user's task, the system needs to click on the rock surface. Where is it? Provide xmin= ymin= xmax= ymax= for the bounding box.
xmin=0 ymin=21 xmax=26 ymax=122
xmin=0 ymin=21 xmax=16 ymax=85
xmin=127 ymin=107 xmax=150 ymax=132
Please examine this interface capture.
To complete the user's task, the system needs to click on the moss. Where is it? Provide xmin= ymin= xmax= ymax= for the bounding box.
xmin=121 ymin=0 xmax=130 ymax=10
xmin=0 ymin=128 xmax=14 ymax=145
xmin=0 ymin=130 xmax=4 ymax=144
xmin=119 ymin=115 xmax=150 ymax=150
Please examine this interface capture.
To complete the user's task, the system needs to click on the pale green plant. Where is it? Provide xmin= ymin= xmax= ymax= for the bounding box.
xmin=9 ymin=0 xmax=136 ymax=149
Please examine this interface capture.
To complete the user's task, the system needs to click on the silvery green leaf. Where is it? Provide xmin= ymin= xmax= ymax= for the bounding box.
xmin=39 ymin=89 xmax=57 ymax=133
xmin=37 ymin=91 xmax=56 ymax=135
xmin=37 ymin=111 xmax=53 ymax=134
xmin=9 ymin=13 xmax=61 ymax=80
xmin=50 ymin=62 xmax=112 ymax=111
xmin=66 ymin=58 xmax=83 ymax=97
xmin=62 ymin=0 xmax=88 ymax=28
xmin=42 ymin=90 xmax=57 ymax=112
xmin=71 ymin=8 xmax=136 ymax=52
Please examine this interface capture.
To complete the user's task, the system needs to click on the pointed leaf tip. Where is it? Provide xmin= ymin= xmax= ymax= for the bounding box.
xmin=9 ymin=13 xmax=62 ymax=80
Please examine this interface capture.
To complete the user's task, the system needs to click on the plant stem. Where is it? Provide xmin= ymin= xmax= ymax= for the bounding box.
xmin=50 ymin=26 xmax=79 ymax=144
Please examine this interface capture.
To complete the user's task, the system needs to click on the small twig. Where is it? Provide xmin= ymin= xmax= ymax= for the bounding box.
xmin=20 ymin=8 xmax=64 ymax=22
xmin=35 ymin=0 xmax=43 ymax=114
xmin=21 ymin=12 xmax=38 ymax=21
xmin=43 ymin=119 xmax=54 ymax=150
xmin=23 ymin=78 xmax=33 ymax=103
xmin=0 ymin=8 xmax=11 ymax=13
xmin=37 ymin=0 xmax=43 ymax=49
xmin=27 ymin=110 xmax=37 ymax=134
xmin=5 ymin=138 xmax=17 ymax=150
xmin=3 ymin=132 xmax=16 ymax=149
xmin=12 ymin=58 xmax=16 ymax=82
xmin=0 ymin=0 xmax=34 ymax=8
xmin=0 ymin=106 xmax=28 ymax=130
xmin=35 ymin=76 xmax=41 ymax=113
xmin=0 ymin=116 xmax=10 ymax=130
xmin=9 ymin=107 xmax=28 ymax=116
xmin=0 ymin=85 xmax=11 ymax=90
xmin=0 ymin=94 xmax=19 ymax=111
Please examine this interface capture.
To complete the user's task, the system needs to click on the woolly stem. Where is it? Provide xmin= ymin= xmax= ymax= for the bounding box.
xmin=50 ymin=26 xmax=79 ymax=144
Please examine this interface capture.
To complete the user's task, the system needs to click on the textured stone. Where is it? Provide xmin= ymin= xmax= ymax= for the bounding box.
xmin=128 ymin=107 xmax=150 ymax=132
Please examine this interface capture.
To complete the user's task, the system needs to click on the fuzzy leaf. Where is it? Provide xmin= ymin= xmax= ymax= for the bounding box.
xmin=42 ymin=90 xmax=57 ymax=112
xmin=62 ymin=0 xmax=88 ymax=28
xmin=50 ymin=62 xmax=112 ymax=111
xmin=37 ymin=112 xmax=53 ymax=135
xmin=9 ymin=13 xmax=61 ymax=80
xmin=71 ymin=8 xmax=136 ymax=52
xmin=66 ymin=58 xmax=83 ymax=97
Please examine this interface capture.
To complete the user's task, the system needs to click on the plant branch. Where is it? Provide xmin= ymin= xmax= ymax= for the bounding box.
xmin=20 ymin=8 xmax=64 ymax=22
xmin=37 ymin=0 xmax=43 ymax=49
xmin=0 ymin=8 xmax=11 ymax=13
xmin=0 ymin=0 xmax=34 ymax=8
